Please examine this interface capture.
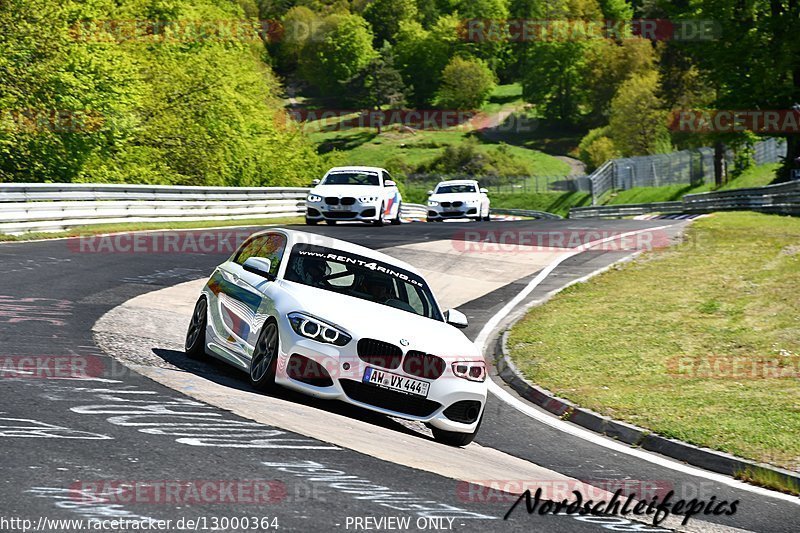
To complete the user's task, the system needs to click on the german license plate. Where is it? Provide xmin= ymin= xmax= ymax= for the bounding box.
xmin=328 ymin=204 xmax=348 ymax=211
xmin=362 ymin=367 xmax=429 ymax=397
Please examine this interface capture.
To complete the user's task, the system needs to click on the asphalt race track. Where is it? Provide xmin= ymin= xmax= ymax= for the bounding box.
xmin=1 ymin=219 xmax=798 ymax=533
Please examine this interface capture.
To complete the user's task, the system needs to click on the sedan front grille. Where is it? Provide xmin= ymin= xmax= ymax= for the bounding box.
xmin=402 ymin=351 xmax=445 ymax=380
xmin=341 ymin=197 xmax=356 ymax=206
xmin=325 ymin=197 xmax=340 ymax=205
xmin=340 ymin=379 xmax=441 ymax=417
xmin=452 ymin=201 xmax=463 ymax=207
xmin=440 ymin=201 xmax=451 ymax=208
xmin=357 ymin=338 xmax=402 ymax=369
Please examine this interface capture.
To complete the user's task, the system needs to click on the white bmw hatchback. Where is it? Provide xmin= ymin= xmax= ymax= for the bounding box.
xmin=185 ymin=229 xmax=487 ymax=445
xmin=427 ymin=179 xmax=490 ymax=222
xmin=305 ymin=166 xmax=402 ymax=226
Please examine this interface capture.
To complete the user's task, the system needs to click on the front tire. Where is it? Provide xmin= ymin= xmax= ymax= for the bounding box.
xmin=185 ymin=297 xmax=207 ymax=358
xmin=305 ymin=218 xmax=318 ymax=225
xmin=431 ymin=415 xmax=483 ymax=447
xmin=391 ymin=202 xmax=402 ymax=225
xmin=373 ymin=203 xmax=385 ymax=226
xmin=249 ymin=320 xmax=279 ymax=390
xmin=325 ymin=219 xmax=337 ymax=225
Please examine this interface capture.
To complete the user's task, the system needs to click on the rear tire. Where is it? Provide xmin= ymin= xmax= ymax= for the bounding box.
xmin=391 ymin=202 xmax=402 ymax=225
xmin=431 ymin=415 xmax=483 ymax=447
xmin=185 ymin=297 xmax=207 ymax=359
xmin=249 ymin=320 xmax=279 ymax=391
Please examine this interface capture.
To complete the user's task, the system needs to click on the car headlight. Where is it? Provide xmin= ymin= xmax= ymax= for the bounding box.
xmin=428 ymin=200 xmax=439 ymax=207
xmin=452 ymin=361 xmax=486 ymax=382
xmin=358 ymin=196 xmax=379 ymax=203
xmin=288 ymin=312 xmax=351 ymax=346
xmin=307 ymin=194 xmax=322 ymax=202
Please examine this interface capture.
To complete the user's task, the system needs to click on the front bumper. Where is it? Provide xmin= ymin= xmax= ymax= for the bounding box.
xmin=273 ymin=318 xmax=487 ymax=434
xmin=427 ymin=204 xmax=479 ymax=220
xmin=306 ymin=201 xmax=381 ymax=222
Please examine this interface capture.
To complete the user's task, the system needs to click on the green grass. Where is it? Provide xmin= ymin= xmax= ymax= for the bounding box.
xmin=301 ymin=85 xmax=571 ymax=178
xmin=0 ymin=216 xmax=304 ymax=242
xmin=508 ymin=212 xmax=800 ymax=477
xmin=602 ymin=163 xmax=781 ymax=206
xmin=719 ymin=163 xmax=780 ymax=190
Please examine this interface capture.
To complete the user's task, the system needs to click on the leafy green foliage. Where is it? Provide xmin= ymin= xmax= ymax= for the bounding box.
xmin=0 ymin=0 xmax=325 ymax=186
xmin=417 ymin=138 xmax=528 ymax=176
xmin=435 ymin=56 xmax=496 ymax=110
xmin=608 ymin=71 xmax=672 ymax=157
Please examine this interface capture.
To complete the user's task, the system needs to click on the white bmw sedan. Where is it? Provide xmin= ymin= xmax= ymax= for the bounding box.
xmin=185 ymin=229 xmax=487 ymax=445
xmin=305 ymin=166 xmax=402 ymax=226
xmin=427 ymin=179 xmax=490 ymax=222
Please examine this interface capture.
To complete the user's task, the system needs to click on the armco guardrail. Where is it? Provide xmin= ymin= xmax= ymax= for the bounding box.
xmin=682 ymin=180 xmax=800 ymax=216
xmin=0 ymin=183 xmax=433 ymax=234
xmin=570 ymin=180 xmax=800 ymax=218
xmin=569 ymin=201 xmax=683 ymax=219
xmin=489 ymin=208 xmax=562 ymax=219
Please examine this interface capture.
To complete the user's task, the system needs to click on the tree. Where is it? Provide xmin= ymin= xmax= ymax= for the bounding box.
xmin=363 ymin=0 xmax=418 ymax=45
xmin=608 ymin=71 xmax=671 ymax=156
xmin=521 ymin=40 xmax=588 ymax=123
xmin=436 ymin=56 xmax=496 ymax=110
xmin=660 ymin=0 xmax=800 ymax=181
xmin=345 ymin=44 xmax=408 ymax=133
xmin=394 ymin=16 xmax=459 ymax=106
xmin=299 ymin=13 xmax=377 ymax=94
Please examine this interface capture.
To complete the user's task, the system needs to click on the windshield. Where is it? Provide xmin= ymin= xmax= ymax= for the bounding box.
xmin=321 ymin=171 xmax=380 ymax=186
xmin=284 ymin=244 xmax=442 ymax=321
xmin=435 ymin=184 xmax=477 ymax=194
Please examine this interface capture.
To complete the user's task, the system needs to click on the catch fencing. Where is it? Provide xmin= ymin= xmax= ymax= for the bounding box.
xmin=587 ymin=138 xmax=787 ymax=203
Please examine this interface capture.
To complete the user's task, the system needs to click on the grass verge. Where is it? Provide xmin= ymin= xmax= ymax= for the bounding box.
xmin=0 ymin=216 xmax=304 ymax=242
xmin=507 ymin=212 xmax=800 ymax=489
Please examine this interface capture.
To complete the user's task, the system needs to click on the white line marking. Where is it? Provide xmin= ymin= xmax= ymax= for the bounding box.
xmin=475 ymin=225 xmax=800 ymax=505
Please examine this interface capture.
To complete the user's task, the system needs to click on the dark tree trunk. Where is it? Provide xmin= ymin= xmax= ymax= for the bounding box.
xmin=714 ymin=141 xmax=726 ymax=187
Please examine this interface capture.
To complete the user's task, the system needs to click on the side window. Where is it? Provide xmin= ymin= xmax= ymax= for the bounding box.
xmin=383 ymin=171 xmax=392 ymax=186
xmin=235 ymin=233 xmax=287 ymax=276
xmin=234 ymin=237 xmax=266 ymax=265
xmin=405 ymin=284 xmax=425 ymax=315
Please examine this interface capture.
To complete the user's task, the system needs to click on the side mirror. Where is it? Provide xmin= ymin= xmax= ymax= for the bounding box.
xmin=385 ymin=180 xmax=396 ymax=187
xmin=479 ymin=188 xmax=488 ymax=194
xmin=243 ymin=257 xmax=274 ymax=280
xmin=427 ymin=190 xmax=434 ymax=196
xmin=443 ymin=308 xmax=468 ymax=329
xmin=311 ymin=179 xmax=320 ymax=186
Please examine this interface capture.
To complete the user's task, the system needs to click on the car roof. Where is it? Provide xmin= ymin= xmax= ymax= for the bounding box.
xmin=249 ymin=228 xmax=423 ymax=277
xmin=326 ymin=166 xmax=385 ymax=174
xmin=436 ymin=179 xmax=479 ymax=186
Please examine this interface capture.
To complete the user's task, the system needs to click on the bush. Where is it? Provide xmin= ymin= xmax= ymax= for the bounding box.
xmin=417 ymin=139 xmax=527 ymax=176
xmin=435 ymin=56 xmax=496 ymax=110
xmin=578 ymin=127 xmax=620 ymax=171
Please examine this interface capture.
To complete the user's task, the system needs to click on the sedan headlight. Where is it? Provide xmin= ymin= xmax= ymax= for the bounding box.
xmin=428 ymin=200 xmax=439 ymax=207
xmin=452 ymin=361 xmax=486 ymax=382
xmin=307 ymin=194 xmax=322 ymax=202
xmin=358 ymin=196 xmax=379 ymax=203
xmin=288 ymin=312 xmax=351 ymax=346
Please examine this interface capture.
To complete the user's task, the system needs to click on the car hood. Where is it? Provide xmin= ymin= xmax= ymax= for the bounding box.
xmin=429 ymin=192 xmax=480 ymax=202
xmin=277 ymin=280 xmax=480 ymax=360
xmin=310 ymin=185 xmax=383 ymax=197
